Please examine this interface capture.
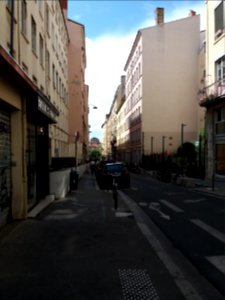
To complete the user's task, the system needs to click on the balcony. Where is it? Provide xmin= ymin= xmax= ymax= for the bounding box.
xmin=199 ymin=79 xmax=225 ymax=107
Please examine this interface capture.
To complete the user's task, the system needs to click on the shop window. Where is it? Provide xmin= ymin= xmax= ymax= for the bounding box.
xmin=216 ymin=144 xmax=225 ymax=175
xmin=215 ymin=107 xmax=225 ymax=135
xmin=0 ymin=110 xmax=11 ymax=210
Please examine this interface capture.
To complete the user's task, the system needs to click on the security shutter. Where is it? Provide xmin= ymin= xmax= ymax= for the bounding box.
xmin=0 ymin=110 xmax=11 ymax=210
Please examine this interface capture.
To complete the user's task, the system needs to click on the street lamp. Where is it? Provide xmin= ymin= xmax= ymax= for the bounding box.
xmin=89 ymin=104 xmax=98 ymax=109
xmin=151 ymin=136 xmax=154 ymax=154
xmin=181 ymin=123 xmax=186 ymax=147
xmin=162 ymin=136 xmax=166 ymax=160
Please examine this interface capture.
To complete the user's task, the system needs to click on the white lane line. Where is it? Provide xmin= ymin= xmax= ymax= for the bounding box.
xmin=183 ymin=198 xmax=206 ymax=204
xmin=149 ymin=202 xmax=170 ymax=220
xmin=159 ymin=200 xmax=184 ymax=213
xmin=206 ymin=256 xmax=225 ymax=274
xmin=119 ymin=191 xmax=202 ymax=300
xmin=190 ymin=219 xmax=225 ymax=244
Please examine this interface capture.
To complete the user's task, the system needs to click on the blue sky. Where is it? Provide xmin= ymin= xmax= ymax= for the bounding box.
xmin=68 ymin=0 xmax=206 ymax=142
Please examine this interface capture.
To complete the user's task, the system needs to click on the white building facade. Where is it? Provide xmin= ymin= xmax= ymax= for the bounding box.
xmin=199 ymin=0 xmax=225 ymax=179
xmin=120 ymin=9 xmax=201 ymax=166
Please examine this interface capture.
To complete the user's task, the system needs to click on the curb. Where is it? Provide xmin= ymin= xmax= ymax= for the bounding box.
xmin=27 ymin=194 xmax=55 ymax=218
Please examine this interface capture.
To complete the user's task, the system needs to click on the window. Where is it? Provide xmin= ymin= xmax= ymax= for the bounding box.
xmin=31 ymin=16 xmax=36 ymax=52
xmin=52 ymin=64 xmax=56 ymax=88
xmin=216 ymin=56 xmax=225 ymax=83
xmin=7 ymin=0 xmax=13 ymax=10
xmin=39 ymin=34 xmax=44 ymax=67
xmin=38 ymin=0 xmax=43 ymax=16
xmin=215 ymin=107 xmax=225 ymax=135
xmin=21 ymin=0 xmax=27 ymax=35
xmin=215 ymin=1 xmax=225 ymax=38
xmin=46 ymin=50 xmax=50 ymax=78
xmin=45 ymin=4 xmax=50 ymax=34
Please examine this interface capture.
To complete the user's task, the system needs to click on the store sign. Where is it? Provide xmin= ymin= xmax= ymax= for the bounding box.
xmin=38 ymin=97 xmax=58 ymax=122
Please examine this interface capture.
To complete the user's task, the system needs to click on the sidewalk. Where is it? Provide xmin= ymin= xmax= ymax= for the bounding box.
xmin=0 ymin=172 xmax=223 ymax=300
xmin=193 ymin=178 xmax=225 ymax=198
xmin=144 ymin=170 xmax=225 ymax=199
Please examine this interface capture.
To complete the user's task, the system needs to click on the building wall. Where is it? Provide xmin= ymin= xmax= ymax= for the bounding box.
xmin=0 ymin=0 xmax=69 ymax=221
xmin=141 ymin=15 xmax=200 ymax=154
xmin=204 ymin=0 xmax=225 ymax=178
xmin=121 ymin=12 xmax=201 ymax=165
xmin=206 ymin=1 xmax=225 ymax=87
xmin=67 ymin=19 xmax=88 ymax=164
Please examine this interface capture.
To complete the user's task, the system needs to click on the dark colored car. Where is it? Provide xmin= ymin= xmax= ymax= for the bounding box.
xmin=99 ymin=162 xmax=130 ymax=189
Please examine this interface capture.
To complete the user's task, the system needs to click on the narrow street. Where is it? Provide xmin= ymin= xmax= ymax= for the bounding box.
xmin=0 ymin=171 xmax=223 ymax=300
xmin=123 ymin=173 xmax=225 ymax=297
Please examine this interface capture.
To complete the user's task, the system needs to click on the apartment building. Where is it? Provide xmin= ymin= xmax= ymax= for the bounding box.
xmin=67 ymin=19 xmax=89 ymax=165
xmin=0 ymin=0 xmax=69 ymax=222
xmin=102 ymin=76 xmax=125 ymax=160
xmin=199 ymin=0 xmax=225 ymax=179
xmin=118 ymin=9 xmax=201 ymax=165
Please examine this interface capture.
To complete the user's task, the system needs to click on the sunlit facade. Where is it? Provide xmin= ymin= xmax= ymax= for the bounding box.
xmin=199 ymin=0 xmax=225 ymax=178
xmin=0 ymin=0 xmax=69 ymax=221
xmin=121 ymin=9 xmax=201 ymax=165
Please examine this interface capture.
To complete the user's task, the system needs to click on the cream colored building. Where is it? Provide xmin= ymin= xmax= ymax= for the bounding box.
xmin=0 ymin=0 xmax=69 ymax=222
xmin=67 ymin=19 xmax=89 ymax=165
xmin=199 ymin=0 xmax=225 ymax=179
xmin=103 ymin=76 xmax=125 ymax=160
xmin=119 ymin=9 xmax=201 ymax=165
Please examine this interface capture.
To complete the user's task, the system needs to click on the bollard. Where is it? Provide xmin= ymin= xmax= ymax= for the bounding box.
xmin=112 ymin=178 xmax=118 ymax=210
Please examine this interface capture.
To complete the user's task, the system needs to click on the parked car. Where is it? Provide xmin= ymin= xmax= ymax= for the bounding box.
xmin=98 ymin=162 xmax=130 ymax=189
xmin=95 ymin=160 xmax=108 ymax=183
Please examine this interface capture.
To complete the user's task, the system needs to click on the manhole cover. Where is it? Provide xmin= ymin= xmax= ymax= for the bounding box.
xmin=118 ymin=269 xmax=159 ymax=300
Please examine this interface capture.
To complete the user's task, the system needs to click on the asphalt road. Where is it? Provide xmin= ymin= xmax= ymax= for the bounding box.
xmin=123 ymin=173 xmax=225 ymax=297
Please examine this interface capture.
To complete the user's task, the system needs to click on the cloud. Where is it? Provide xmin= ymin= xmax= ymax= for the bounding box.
xmin=86 ymin=33 xmax=136 ymax=139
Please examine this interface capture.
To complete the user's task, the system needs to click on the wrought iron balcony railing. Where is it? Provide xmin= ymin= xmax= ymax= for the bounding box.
xmin=199 ymin=79 xmax=225 ymax=106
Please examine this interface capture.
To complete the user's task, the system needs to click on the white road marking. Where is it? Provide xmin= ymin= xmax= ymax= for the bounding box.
xmin=149 ymin=202 xmax=171 ymax=220
xmin=190 ymin=219 xmax=225 ymax=244
xmin=119 ymin=191 xmax=202 ymax=300
xmin=139 ymin=202 xmax=148 ymax=207
xmin=159 ymin=200 xmax=184 ymax=213
xmin=183 ymin=198 xmax=206 ymax=204
xmin=206 ymin=255 xmax=225 ymax=274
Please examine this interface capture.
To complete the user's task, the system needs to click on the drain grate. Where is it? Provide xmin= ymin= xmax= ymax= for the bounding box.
xmin=118 ymin=269 xmax=159 ymax=300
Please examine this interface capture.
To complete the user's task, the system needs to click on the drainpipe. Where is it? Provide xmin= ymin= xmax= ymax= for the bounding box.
xmin=10 ymin=0 xmax=15 ymax=56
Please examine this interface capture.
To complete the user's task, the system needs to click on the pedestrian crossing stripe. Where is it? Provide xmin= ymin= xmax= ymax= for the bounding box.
xmin=206 ymin=256 xmax=225 ymax=275
xmin=190 ymin=219 xmax=225 ymax=244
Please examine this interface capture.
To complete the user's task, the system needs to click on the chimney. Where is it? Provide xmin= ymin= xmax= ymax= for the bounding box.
xmin=189 ymin=10 xmax=196 ymax=17
xmin=59 ymin=0 xmax=68 ymax=11
xmin=155 ymin=7 xmax=164 ymax=25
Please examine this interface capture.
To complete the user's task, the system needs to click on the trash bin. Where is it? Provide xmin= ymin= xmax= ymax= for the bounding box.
xmin=70 ymin=168 xmax=79 ymax=191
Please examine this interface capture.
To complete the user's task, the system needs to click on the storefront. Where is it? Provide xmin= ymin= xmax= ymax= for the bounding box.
xmin=26 ymin=92 xmax=59 ymax=209
xmin=0 ymin=109 xmax=11 ymax=215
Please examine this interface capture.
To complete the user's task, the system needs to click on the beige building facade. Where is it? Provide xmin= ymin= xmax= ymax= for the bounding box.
xmin=67 ymin=19 xmax=88 ymax=165
xmin=119 ymin=10 xmax=201 ymax=165
xmin=0 ymin=0 xmax=69 ymax=222
xmin=199 ymin=0 xmax=225 ymax=179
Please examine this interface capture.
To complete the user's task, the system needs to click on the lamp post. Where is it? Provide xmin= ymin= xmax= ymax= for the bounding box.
xmin=89 ymin=104 xmax=98 ymax=109
xmin=162 ymin=136 xmax=166 ymax=160
xmin=151 ymin=136 xmax=154 ymax=154
xmin=181 ymin=123 xmax=186 ymax=147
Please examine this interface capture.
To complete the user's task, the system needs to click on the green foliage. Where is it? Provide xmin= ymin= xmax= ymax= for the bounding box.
xmin=89 ymin=149 xmax=101 ymax=160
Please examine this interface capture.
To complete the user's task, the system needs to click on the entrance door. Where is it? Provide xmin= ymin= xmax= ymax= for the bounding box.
xmin=26 ymin=123 xmax=36 ymax=208
xmin=36 ymin=125 xmax=49 ymax=201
